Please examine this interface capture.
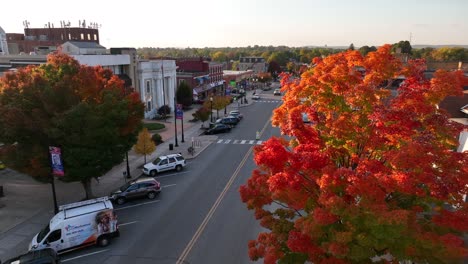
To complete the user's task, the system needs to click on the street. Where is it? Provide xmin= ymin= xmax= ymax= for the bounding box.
xmin=2 ymin=85 xmax=284 ymax=264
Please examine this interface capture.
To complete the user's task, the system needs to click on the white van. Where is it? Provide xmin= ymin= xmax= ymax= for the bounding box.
xmin=29 ymin=197 xmax=119 ymax=254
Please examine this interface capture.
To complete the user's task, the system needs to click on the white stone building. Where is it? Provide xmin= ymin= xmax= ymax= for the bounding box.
xmin=0 ymin=26 xmax=9 ymax=55
xmin=138 ymin=60 xmax=177 ymax=119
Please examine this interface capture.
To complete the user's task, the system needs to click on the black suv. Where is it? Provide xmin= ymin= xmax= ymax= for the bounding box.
xmin=109 ymin=177 xmax=161 ymax=205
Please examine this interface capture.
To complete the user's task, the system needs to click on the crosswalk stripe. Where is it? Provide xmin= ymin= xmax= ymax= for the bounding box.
xmin=214 ymin=139 xmax=264 ymax=145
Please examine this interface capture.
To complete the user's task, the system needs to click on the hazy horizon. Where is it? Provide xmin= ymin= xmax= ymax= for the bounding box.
xmin=1 ymin=0 xmax=467 ymax=49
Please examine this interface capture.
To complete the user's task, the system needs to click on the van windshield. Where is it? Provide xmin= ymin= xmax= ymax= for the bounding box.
xmin=37 ymin=224 xmax=50 ymax=243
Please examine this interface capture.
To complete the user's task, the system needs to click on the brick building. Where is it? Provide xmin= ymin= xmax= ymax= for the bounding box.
xmin=175 ymin=57 xmax=225 ymax=102
xmin=5 ymin=25 xmax=100 ymax=54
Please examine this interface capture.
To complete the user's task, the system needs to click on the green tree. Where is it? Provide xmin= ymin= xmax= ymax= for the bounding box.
xmin=392 ymin=40 xmax=412 ymax=54
xmin=212 ymin=51 xmax=227 ymax=62
xmin=348 ymin=43 xmax=355 ymax=50
xmin=176 ymin=81 xmax=193 ymax=108
xmin=0 ymin=53 xmax=144 ymax=199
xmin=268 ymin=51 xmax=289 ymax=66
xmin=358 ymin=45 xmax=377 ymax=56
xmin=193 ymin=106 xmax=210 ymax=128
xmin=133 ymin=128 xmax=156 ymax=164
xmin=432 ymin=47 xmax=468 ymax=61
xmin=231 ymin=60 xmax=240 ymax=71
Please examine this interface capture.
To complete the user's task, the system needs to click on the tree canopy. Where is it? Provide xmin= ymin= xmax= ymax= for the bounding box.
xmin=176 ymin=81 xmax=193 ymax=107
xmin=0 ymin=53 xmax=144 ymax=198
xmin=240 ymin=45 xmax=468 ymax=263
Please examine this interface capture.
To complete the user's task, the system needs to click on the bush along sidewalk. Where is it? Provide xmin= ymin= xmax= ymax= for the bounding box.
xmin=143 ymin=123 xmax=165 ymax=131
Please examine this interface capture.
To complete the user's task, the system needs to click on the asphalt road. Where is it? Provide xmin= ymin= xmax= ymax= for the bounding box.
xmin=53 ymin=87 xmax=283 ymax=264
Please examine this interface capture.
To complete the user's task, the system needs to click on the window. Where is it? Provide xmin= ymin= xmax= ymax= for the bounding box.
xmin=87 ymin=33 xmax=91 ymax=40
xmin=160 ymin=159 xmax=168 ymax=165
xmin=80 ymin=33 xmax=84 ymax=40
xmin=168 ymin=157 xmax=176 ymax=164
xmin=46 ymin=229 xmax=62 ymax=243
xmin=146 ymin=80 xmax=151 ymax=94
xmin=127 ymin=184 xmax=139 ymax=191
xmin=147 ymin=101 xmax=152 ymax=112
xmin=94 ymin=34 xmax=97 ymax=41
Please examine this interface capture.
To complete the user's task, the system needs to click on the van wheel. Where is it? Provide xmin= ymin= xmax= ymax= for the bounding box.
xmin=116 ymin=197 xmax=126 ymax=205
xmin=147 ymin=191 xmax=157 ymax=199
xmin=150 ymin=170 xmax=157 ymax=177
xmin=175 ymin=165 xmax=182 ymax=172
xmin=97 ymin=236 xmax=110 ymax=247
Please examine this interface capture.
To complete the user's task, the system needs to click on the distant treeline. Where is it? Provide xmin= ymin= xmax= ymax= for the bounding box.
xmin=137 ymin=41 xmax=468 ymax=68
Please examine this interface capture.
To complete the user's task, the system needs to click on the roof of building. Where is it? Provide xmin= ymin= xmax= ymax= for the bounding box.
xmin=64 ymin=41 xmax=106 ymax=49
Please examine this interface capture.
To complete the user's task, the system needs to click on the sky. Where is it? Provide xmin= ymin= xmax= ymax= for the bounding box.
xmin=1 ymin=0 xmax=467 ymax=49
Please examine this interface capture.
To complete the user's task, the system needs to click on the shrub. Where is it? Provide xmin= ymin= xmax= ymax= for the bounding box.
xmin=143 ymin=123 xmax=165 ymax=131
xmin=151 ymin=133 xmax=163 ymax=145
xmin=157 ymin=105 xmax=171 ymax=116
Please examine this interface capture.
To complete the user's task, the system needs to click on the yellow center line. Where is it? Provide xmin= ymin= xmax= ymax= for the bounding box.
xmin=176 ymin=116 xmax=272 ymax=264
xmin=176 ymin=146 xmax=253 ymax=264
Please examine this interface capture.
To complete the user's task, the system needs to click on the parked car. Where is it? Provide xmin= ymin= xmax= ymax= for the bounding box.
xmin=2 ymin=248 xmax=60 ymax=264
xmin=142 ymin=153 xmax=186 ymax=176
xmin=273 ymin=89 xmax=281 ymax=96
xmin=0 ymin=160 xmax=5 ymax=170
xmin=228 ymin=110 xmax=243 ymax=120
xmin=252 ymin=94 xmax=260 ymax=100
xmin=215 ymin=117 xmax=239 ymax=127
xmin=205 ymin=124 xmax=231 ymax=135
xmin=110 ymin=177 xmax=161 ymax=205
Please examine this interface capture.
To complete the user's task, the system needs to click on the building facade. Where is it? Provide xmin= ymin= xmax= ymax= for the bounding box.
xmin=138 ymin=60 xmax=177 ymax=119
xmin=176 ymin=57 xmax=225 ymax=102
xmin=238 ymin=57 xmax=267 ymax=74
xmin=5 ymin=25 xmax=100 ymax=54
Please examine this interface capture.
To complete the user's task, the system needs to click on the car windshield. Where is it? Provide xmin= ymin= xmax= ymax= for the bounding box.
xmin=37 ymin=224 xmax=50 ymax=243
xmin=152 ymin=157 xmax=162 ymax=165
xmin=119 ymin=182 xmax=131 ymax=192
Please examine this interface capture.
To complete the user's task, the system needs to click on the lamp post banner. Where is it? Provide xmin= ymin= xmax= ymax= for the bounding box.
xmin=176 ymin=104 xmax=183 ymax=120
xmin=49 ymin=146 xmax=64 ymax=177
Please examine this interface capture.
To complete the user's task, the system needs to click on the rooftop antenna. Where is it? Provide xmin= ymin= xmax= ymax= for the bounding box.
xmin=23 ymin=20 xmax=30 ymax=29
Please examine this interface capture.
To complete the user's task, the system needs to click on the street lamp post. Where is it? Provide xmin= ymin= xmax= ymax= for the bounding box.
xmin=174 ymin=96 xmax=179 ymax=147
xmin=210 ymin=97 xmax=213 ymax=123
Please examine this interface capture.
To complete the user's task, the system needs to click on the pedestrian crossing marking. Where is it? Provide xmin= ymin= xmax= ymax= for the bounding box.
xmin=215 ymin=139 xmax=264 ymax=145
xmin=254 ymin=100 xmax=282 ymax=103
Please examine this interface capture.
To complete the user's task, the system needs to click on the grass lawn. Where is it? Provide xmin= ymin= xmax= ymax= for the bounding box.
xmin=143 ymin=123 xmax=166 ymax=131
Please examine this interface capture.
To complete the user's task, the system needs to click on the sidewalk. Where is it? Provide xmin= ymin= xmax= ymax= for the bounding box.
xmin=0 ymin=89 xmax=257 ymax=261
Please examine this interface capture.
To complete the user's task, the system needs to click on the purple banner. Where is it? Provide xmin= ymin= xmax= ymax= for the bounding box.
xmin=49 ymin=146 xmax=64 ymax=177
xmin=176 ymin=104 xmax=183 ymax=120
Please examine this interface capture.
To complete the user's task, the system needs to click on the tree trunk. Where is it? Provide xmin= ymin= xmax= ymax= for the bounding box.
xmin=144 ymin=154 xmax=147 ymax=164
xmin=81 ymin=178 xmax=94 ymax=200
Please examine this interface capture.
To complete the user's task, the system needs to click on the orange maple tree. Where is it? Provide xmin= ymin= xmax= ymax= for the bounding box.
xmin=240 ymin=45 xmax=468 ymax=263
